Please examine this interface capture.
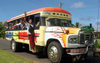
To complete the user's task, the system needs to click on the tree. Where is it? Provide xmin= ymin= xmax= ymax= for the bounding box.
xmin=0 ymin=22 xmax=5 ymax=39
xmin=76 ymin=22 xmax=79 ymax=28
xmin=75 ymin=22 xmax=82 ymax=28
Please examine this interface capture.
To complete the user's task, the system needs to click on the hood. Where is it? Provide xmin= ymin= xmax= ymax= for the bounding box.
xmin=46 ymin=27 xmax=80 ymax=34
xmin=64 ymin=27 xmax=80 ymax=34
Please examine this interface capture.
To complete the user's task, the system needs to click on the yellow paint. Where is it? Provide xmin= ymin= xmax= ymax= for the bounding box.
xmin=66 ymin=28 xmax=80 ymax=34
xmin=16 ymin=39 xmax=29 ymax=44
xmin=73 ymin=57 xmax=77 ymax=62
xmin=34 ymin=26 xmax=46 ymax=46
xmin=40 ymin=11 xmax=71 ymax=19
xmin=62 ymin=28 xmax=80 ymax=48
xmin=13 ymin=31 xmax=18 ymax=40
xmin=62 ymin=34 xmax=67 ymax=47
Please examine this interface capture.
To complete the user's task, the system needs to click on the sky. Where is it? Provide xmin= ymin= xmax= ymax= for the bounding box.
xmin=0 ymin=0 xmax=100 ymax=30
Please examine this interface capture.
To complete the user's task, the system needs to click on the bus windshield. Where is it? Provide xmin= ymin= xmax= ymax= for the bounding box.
xmin=47 ymin=18 xmax=72 ymax=27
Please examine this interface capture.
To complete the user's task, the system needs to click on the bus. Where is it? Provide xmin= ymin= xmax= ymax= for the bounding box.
xmin=5 ymin=7 xmax=97 ymax=63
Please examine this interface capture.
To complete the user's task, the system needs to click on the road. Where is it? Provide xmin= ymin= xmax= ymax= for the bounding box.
xmin=0 ymin=40 xmax=100 ymax=63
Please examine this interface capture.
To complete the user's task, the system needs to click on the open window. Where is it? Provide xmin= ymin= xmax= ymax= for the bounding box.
xmin=34 ymin=14 xmax=40 ymax=29
xmin=23 ymin=15 xmax=34 ymax=30
xmin=29 ymin=15 xmax=34 ymax=24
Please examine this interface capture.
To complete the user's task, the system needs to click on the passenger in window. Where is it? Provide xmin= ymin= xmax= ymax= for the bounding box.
xmin=15 ymin=20 xmax=25 ymax=30
xmin=24 ymin=19 xmax=35 ymax=53
xmin=11 ymin=23 xmax=15 ymax=30
xmin=35 ymin=21 xmax=40 ymax=29
xmin=5 ymin=24 xmax=9 ymax=30
xmin=9 ymin=23 xmax=14 ymax=30
xmin=15 ymin=20 xmax=19 ymax=25
xmin=14 ymin=20 xmax=19 ymax=29
xmin=9 ymin=23 xmax=12 ymax=30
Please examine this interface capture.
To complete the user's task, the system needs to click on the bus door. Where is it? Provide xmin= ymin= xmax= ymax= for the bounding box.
xmin=34 ymin=14 xmax=44 ymax=46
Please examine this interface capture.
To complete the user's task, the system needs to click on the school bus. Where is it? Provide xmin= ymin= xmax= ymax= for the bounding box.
xmin=5 ymin=7 xmax=97 ymax=63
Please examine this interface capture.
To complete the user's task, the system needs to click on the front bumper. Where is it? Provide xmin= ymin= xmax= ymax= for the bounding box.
xmin=65 ymin=48 xmax=87 ymax=55
xmin=65 ymin=46 xmax=96 ymax=56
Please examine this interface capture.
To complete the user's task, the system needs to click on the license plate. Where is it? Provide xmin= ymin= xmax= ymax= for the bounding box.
xmin=88 ymin=48 xmax=94 ymax=56
xmin=70 ymin=49 xmax=85 ymax=53
xmin=88 ymin=51 xmax=93 ymax=56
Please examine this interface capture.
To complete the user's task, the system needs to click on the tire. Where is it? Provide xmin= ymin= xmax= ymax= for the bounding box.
xmin=47 ymin=41 xmax=62 ymax=63
xmin=11 ymin=41 xmax=22 ymax=52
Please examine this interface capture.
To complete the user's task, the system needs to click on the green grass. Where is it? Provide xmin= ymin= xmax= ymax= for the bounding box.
xmin=96 ymin=39 xmax=100 ymax=48
xmin=0 ymin=50 xmax=33 ymax=63
xmin=0 ymin=38 xmax=4 ymax=40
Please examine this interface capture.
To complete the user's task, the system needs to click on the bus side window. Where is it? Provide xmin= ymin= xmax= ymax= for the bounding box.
xmin=30 ymin=15 xmax=34 ymax=24
xmin=5 ymin=23 xmax=9 ymax=31
xmin=34 ymin=14 xmax=40 ymax=29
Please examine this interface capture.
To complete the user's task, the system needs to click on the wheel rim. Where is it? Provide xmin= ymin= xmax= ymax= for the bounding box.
xmin=49 ymin=46 xmax=58 ymax=61
xmin=12 ymin=42 xmax=15 ymax=50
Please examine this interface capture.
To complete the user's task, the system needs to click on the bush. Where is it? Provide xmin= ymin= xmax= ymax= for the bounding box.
xmin=96 ymin=39 xmax=100 ymax=48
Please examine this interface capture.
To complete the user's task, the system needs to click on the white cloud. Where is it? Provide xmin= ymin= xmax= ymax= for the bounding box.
xmin=71 ymin=2 xmax=85 ymax=8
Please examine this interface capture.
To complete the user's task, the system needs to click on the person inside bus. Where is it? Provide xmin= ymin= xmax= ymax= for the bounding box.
xmin=15 ymin=20 xmax=19 ymax=24
xmin=35 ymin=21 xmax=40 ymax=29
xmin=9 ymin=23 xmax=14 ymax=30
xmin=24 ymin=18 xmax=35 ymax=53
xmin=14 ymin=20 xmax=19 ymax=30
xmin=5 ymin=24 xmax=9 ymax=30
xmin=15 ymin=19 xmax=25 ymax=30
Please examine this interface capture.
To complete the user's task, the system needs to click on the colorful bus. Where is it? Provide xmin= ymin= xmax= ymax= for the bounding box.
xmin=6 ymin=7 xmax=97 ymax=63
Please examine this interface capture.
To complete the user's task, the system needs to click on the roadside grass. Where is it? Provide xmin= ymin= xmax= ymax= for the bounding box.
xmin=0 ymin=49 xmax=33 ymax=63
xmin=96 ymin=39 xmax=100 ymax=48
xmin=0 ymin=38 xmax=4 ymax=40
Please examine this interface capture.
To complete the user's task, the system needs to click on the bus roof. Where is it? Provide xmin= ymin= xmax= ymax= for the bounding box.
xmin=7 ymin=7 xmax=71 ymax=22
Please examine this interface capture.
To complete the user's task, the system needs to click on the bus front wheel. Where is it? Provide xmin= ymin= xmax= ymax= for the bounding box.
xmin=47 ymin=41 xmax=62 ymax=63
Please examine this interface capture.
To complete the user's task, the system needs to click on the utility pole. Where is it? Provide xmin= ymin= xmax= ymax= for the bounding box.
xmin=59 ymin=0 xmax=63 ymax=8
xmin=97 ymin=0 xmax=100 ymax=31
xmin=59 ymin=2 xmax=63 ymax=8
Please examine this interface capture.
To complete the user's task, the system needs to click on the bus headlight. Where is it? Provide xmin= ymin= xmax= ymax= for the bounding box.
xmin=68 ymin=35 xmax=78 ymax=43
xmin=85 ymin=40 xmax=88 ymax=46
xmin=94 ymin=40 xmax=97 ymax=46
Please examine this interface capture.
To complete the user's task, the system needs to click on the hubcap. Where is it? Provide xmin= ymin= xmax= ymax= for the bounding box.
xmin=49 ymin=46 xmax=58 ymax=61
xmin=12 ymin=42 xmax=15 ymax=50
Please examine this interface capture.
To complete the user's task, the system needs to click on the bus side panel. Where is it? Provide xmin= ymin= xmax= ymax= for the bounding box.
xmin=35 ymin=26 xmax=46 ymax=46
xmin=19 ymin=32 xmax=28 ymax=40
xmin=8 ymin=32 xmax=13 ymax=38
xmin=13 ymin=31 xmax=19 ymax=40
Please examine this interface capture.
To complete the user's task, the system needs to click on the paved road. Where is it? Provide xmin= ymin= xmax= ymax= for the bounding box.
xmin=0 ymin=40 xmax=100 ymax=63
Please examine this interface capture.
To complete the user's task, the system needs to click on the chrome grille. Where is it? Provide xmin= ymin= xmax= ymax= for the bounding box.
xmin=80 ymin=34 xmax=84 ymax=44
xmin=79 ymin=31 xmax=93 ymax=44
